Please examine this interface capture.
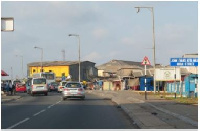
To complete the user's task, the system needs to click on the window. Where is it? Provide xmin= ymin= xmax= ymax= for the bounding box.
xmin=66 ymin=83 xmax=81 ymax=88
xmin=33 ymin=78 xmax=46 ymax=84
xmin=33 ymin=69 xmax=36 ymax=73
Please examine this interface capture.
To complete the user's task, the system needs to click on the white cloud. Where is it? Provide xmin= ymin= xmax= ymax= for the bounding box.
xmin=157 ymin=24 xmax=193 ymax=42
xmin=82 ymin=52 xmax=103 ymax=62
xmin=92 ymin=28 xmax=108 ymax=39
xmin=121 ymin=37 xmax=134 ymax=45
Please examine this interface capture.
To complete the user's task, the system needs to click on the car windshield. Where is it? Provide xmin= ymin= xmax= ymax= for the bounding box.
xmin=41 ymin=74 xmax=54 ymax=80
xmin=51 ymin=83 xmax=58 ymax=86
xmin=33 ymin=79 xmax=46 ymax=84
xmin=14 ymin=81 xmax=20 ymax=84
xmin=66 ymin=83 xmax=81 ymax=88
xmin=17 ymin=84 xmax=25 ymax=86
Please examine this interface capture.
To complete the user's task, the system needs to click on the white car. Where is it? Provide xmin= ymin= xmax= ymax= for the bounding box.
xmin=58 ymin=81 xmax=68 ymax=93
xmin=62 ymin=82 xmax=85 ymax=100
xmin=30 ymin=78 xmax=48 ymax=96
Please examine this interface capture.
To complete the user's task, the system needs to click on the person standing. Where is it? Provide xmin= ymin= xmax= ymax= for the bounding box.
xmin=9 ymin=81 xmax=12 ymax=95
xmin=5 ymin=81 xmax=9 ymax=94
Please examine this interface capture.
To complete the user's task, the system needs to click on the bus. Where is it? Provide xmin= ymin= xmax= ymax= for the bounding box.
xmin=32 ymin=72 xmax=56 ymax=85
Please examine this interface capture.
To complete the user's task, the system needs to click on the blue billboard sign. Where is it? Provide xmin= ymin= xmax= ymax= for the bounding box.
xmin=170 ymin=58 xmax=198 ymax=66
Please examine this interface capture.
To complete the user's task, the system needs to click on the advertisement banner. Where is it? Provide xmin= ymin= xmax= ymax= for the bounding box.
xmin=155 ymin=68 xmax=181 ymax=81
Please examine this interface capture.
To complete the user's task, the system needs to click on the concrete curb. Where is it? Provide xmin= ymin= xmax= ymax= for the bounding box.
xmin=145 ymin=102 xmax=198 ymax=127
xmin=1 ymin=96 xmax=22 ymax=104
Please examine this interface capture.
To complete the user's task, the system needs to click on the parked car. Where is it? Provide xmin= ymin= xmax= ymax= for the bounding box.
xmin=49 ymin=82 xmax=59 ymax=92
xmin=12 ymin=80 xmax=21 ymax=86
xmin=58 ymin=81 xmax=68 ymax=93
xmin=15 ymin=83 xmax=26 ymax=92
xmin=62 ymin=82 xmax=85 ymax=100
xmin=30 ymin=78 xmax=48 ymax=96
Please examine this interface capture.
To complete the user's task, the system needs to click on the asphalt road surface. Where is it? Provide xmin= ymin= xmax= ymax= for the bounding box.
xmin=2 ymin=92 xmax=139 ymax=129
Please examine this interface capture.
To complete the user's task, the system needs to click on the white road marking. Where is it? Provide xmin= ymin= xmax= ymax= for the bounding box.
xmin=33 ymin=109 xmax=46 ymax=116
xmin=56 ymin=101 xmax=61 ymax=104
xmin=7 ymin=117 xmax=30 ymax=129
xmin=48 ymin=101 xmax=61 ymax=109
xmin=47 ymin=104 xmax=56 ymax=108
xmin=7 ymin=100 xmax=62 ymax=129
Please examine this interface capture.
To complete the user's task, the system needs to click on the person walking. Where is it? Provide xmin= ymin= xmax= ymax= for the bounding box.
xmin=5 ymin=81 xmax=10 ymax=95
xmin=10 ymin=82 xmax=14 ymax=95
xmin=12 ymin=83 xmax=16 ymax=95
xmin=9 ymin=81 xmax=12 ymax=95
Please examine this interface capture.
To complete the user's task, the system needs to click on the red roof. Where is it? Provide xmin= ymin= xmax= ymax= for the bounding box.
xmin=1 ymin=70 xmax=9 ymax=76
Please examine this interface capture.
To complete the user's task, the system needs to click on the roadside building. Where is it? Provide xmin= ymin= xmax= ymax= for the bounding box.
xmin=27 ymin=61 xmax=97 ymax=82
xmin=96 ymin=60 xmax=153 ymax=90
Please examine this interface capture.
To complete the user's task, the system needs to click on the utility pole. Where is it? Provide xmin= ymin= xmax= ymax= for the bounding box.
xmin=62 ymin=49 xmax=65 ymax=61
xmin=135 ymin=6 xmax=156 ymax=93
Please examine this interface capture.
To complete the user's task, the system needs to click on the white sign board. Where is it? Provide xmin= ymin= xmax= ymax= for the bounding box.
xmin=1 ymin=17 xmax=14 ymax=31
xmin=155 ymin=68 xmax=181 ymax=81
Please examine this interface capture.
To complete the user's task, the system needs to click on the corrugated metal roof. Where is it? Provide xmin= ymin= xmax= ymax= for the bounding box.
xmin=97 ymin=59 xmax=149 ymax=70
xmin=27 ymin=61 xmax=95 ymax=67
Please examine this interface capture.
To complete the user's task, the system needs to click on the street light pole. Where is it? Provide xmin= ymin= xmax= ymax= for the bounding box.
xmin=69 ymin=34 xmax=81 ymax=82
xmin=34 ymin=46 xmax=43 ymax=72
xmin=135 ymin=6 xmax=156 ymax=93
xmin=16 ymin=55 xmax=24 ymax=78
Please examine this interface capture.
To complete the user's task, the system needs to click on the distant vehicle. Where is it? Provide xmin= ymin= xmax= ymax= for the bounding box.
xmin=62 ymin=82 xmax=85 ymax=100
xmin=15 ymin=83 xmax=26 ymax=92
xmin=32 ymin=72 xmax=55 ymax=86
xmin=30 ymin=78 xmax=48 ymax=96
xmin=49 ymin=82 xmax=59 ymax=92
xmin=58 ymin=81 xmax=68 ymax=93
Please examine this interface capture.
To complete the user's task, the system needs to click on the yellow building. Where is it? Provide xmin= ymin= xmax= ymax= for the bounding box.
xmin=27 ymin=61 xmax=98 ymax=82
xmin=29 ymin=66 xmax=69 ymax=78
xmin=27 ymin=61 xmax=75 ymax=79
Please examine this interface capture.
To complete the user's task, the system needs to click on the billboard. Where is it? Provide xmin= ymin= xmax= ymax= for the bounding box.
xmin=155 ymin=68 xmax=181 ymax=81
xmin=1 ymin=17 xmax=14 ymax=31
xmin=170 ymin=58 xmax=198 ymax=66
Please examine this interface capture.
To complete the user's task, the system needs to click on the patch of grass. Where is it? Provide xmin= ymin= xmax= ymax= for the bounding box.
xmin=165 ymin=97 xmax=198 ymax=105
xmin=138 ymin=91 xmax=198 ymax=105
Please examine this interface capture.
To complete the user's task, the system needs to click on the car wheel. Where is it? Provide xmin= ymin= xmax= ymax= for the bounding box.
xmin=44 ymin=93 xmax=48 ymax=96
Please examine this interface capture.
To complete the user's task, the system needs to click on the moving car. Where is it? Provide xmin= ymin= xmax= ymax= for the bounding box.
xmin=15 ymin=83 xmax=26 ymax=92
xmin=58 ymin=81 xmax=68 ymax=93
xmin=30 ymin=78 xmax=48 ymax=96
xmin=49 ymin=82 xmax=59 ymax=92
xmin=62 ymin=82 xmax=85 ymax=100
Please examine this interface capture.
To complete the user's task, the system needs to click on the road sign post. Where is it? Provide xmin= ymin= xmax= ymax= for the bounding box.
xmin=141 ymin=56 xmax=151 ymax=100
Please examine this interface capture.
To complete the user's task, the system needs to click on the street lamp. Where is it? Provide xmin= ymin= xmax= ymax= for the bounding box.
xmin=34 ymin=46 xmax=43 ymax=72
xmin=16 ymin=55 xmax=24 ymax=78
xmin=68 ymin=34 xmax=81 ymax=82
xmin=135 ymin=6 xmax=156 ymax=93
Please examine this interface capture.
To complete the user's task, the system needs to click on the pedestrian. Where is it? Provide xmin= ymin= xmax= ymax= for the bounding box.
xmin=5 ymin=81 xmax=9 ymax=94
xmin=10 ymin=83 xmax=15 ymax=95
xmin=9 ymin=81 xmax=12 ymax=95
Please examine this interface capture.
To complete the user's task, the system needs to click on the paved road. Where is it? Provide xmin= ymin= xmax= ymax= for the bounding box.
xmin=2 ymin=92 xmax=138 ymax=129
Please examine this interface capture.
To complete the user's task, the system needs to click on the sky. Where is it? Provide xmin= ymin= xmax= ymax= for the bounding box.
xmin=1 ymin=1 xmax=198 ymax=79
